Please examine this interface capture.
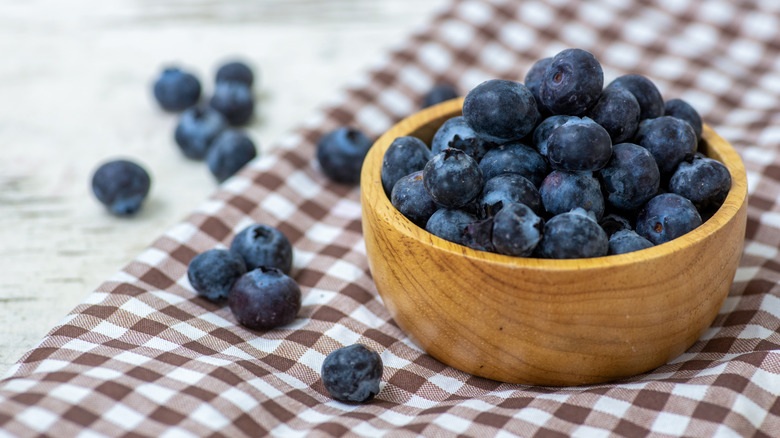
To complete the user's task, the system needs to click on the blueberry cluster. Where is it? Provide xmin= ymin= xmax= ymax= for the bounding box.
xmin=153 ymin=61 xmax=258 ymax=183
xmin=384 ymin=48 xmax=731 ymax=259
xmin=187 ymin=223 xmax=300 ymax=329
xmin=188 ymin=224 xmax=385 ymax=402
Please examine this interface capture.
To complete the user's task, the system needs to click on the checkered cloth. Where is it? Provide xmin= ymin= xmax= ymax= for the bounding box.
xmin=3 ymin=0 xmax=780 ymax=436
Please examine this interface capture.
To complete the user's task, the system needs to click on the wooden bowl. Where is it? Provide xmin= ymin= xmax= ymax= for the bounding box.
xmin=360 ymin=98 xmax=748 ymax=386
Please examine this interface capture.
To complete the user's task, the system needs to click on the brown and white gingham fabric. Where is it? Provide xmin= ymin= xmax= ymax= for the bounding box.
xmin=3 ymin=0 xmax=780 ymax=436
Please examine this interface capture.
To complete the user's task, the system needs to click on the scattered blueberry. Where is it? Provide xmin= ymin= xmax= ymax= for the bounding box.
xmin=532 ymin=115 xmax=577 ymax=156
xmin=153 ymin=67 xmax=202 ymax=112
xmin=423 ymin=148 xmax=484 ymax=208
xmin=634 ymin=116 xmax=697 ymax=174
xmin=598 ymin=142 xmax=660 ymax=211
xmin=669 ymin=154 xmax=731 ymax=210
xmin=91 ymin=159 xmax=151 ymax=216
xmin=540 ymin=170 xmax=604 ymax=220
xmin=228 ymin=266 xmax=301 ymax=330
xmin=491 ymin=202 xmax=544 ymax=257
xmin=422 ymin=83 xmax=459 ymax=108
xmin=321 ymin=344 xmax=383 ymax=403
xmin=478 ymin=173 xmax=542 ymax=217
xmin=608 ymin=229 xmax=654 ymax=255
xmin=539 ymin=48 xmax=603 ymax=116
xmin=391 ymin=171 xmax=438 ymax=228
xmin=606 ymin=74 xmax=665 ymax=121
xmin=587 ymin=85 xmax=640 ymax=144
xmin=317 ymin=127 xmax=373 ymax=185
xmin=381 ymin=136 xmax=431 ymax=196
xmin=546 ymin=117 xmax=612 ymax=172
xmin=665 ymin=98 xmax=703 ymax=140
xmin=462 ymin=79 xmax=539 ymax=143
xmin=206 ymin=129 xmax=257 ymax=182
xmin=209 ymin=81 xmax=254 ymax=125
xmin=536 ymin=208 xmax=608 ymax=259
xmin=478 ymin=141 xmax=548 ymax=187
xmin=187 ymin=249 xmax=247 ymax=302
xmin=426 ymin=208 xmax=477 ymax=245
xmin=635 ymin=193 xmax=702 ymax=245
xmin=230 ymin=224 xmax=293 ymax=274
xmin=174 ymin=106 xmax=228 ymax=160
xmin=216 ymin=60 xmax=255 ymax=88
xmin=431 ymin=116 xmax=491 ymax=162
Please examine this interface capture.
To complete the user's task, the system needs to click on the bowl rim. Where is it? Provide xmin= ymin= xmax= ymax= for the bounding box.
xmin=361 ymin=98 xmax=748 ymax=272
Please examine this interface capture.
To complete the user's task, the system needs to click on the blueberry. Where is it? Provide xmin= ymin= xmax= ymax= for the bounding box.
xmin=174 ymin=106 xmax=228 ymax=160
xmin=665 ymin=98 xmax=703 ymax=140
xmin=421 ymin=83 xmax=459 ymax=108
xmin=532 ymin=114 xmax=577 ymax=156
xmin=587 ymin=85 xmax=641 ymax=144
xmin=462 ymin=79 xmax=539 ymax=143
xmin=634 ymin=116 xmax=697 ymax=174
xmin=209 ymin=81 xmax=254 ymax=125
xmin=539 ymin=48 xmax=603 ymax=116
xmin=598 ymin=142 xmax=660 ymax=211
xmin=153 ymin=67 xmax=201 ymax=112
xmin=426 ymin=208 xmax=477 ymax=245
xmin=540 ymin=170 xmax=604 ymax=220
xmin=536 ymin=208 xmax=609 ymax=259
xmin=669 ymin=154 xmax=731 ymax=211
xmin=524 ymin=57 xmax=553 ymax=117
xmin=230 ymin=224 xmax=293 ymax=274
xmin=228 ymin=266 xmax=301 ymax=330
xmin=635 ymin=193 xmax=702 ymax=245
xmin=91 ymin=159 xmax=151 ymax=216
xmin=478 ymin=141 xmax=548 ymax=187
xmin=321 ymin=344 xmax=383 ymax=403
xmin=608 ymin=229 xmax=654 ymax=255
xmin=546 ymin=117 xmax=612 ymax=172
xmin=206 ymin=130 xmax=257 ymax=182
xmin=381 ymin=136 xmax=431 ymax=196
xmin=187 ymin=249 xmax=247 ymax=302
xmin=391 ymin=171 xmax=438 ymax=228
xmin=216 ymin=61 xmax=255 ymax=88
xmin=599 ymin=213 xmax=633 ymax=237
xmin=423 ymin=148 xmax=484 ymax=208
xmin=606 ymin=74 xmax=665 ymax=121
xmin=431 ymin=116 xmax=491 ymax=162
xmin=478 ymin=173 xmax=542 ymax=217
xmin=491 ymin=202 xmax=544 ymax=257
xmin=463 ymin=217 xmax=496 ymax=252
xmin=317 ymin=127 xmax=373 ymax=185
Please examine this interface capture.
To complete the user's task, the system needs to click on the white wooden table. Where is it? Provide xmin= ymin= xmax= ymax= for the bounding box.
xmin=0 ymin=0 xmax=449 ymax=376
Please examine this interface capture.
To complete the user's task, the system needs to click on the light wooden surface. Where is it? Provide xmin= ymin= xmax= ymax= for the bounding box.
xmin=361 ymin=99 xmax=748 ymax=385
xmin=0 ymin=0 xmax=450 ymax=376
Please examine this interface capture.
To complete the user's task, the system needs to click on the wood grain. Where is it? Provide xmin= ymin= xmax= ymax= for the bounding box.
xmin=360 ymin=99 xmax=748 ymax=386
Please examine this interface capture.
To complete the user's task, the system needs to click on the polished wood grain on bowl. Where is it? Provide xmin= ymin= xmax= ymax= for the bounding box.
xmin=360 ymin=98 xmax=748 ymax=386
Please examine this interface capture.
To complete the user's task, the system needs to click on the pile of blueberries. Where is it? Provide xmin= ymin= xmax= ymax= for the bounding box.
xmin=383 ymin=48 xmax=732 ymax=259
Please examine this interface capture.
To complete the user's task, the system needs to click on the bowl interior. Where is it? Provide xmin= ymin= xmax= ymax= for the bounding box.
xmin=363 ymin=98 xmax=746 ymax=269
